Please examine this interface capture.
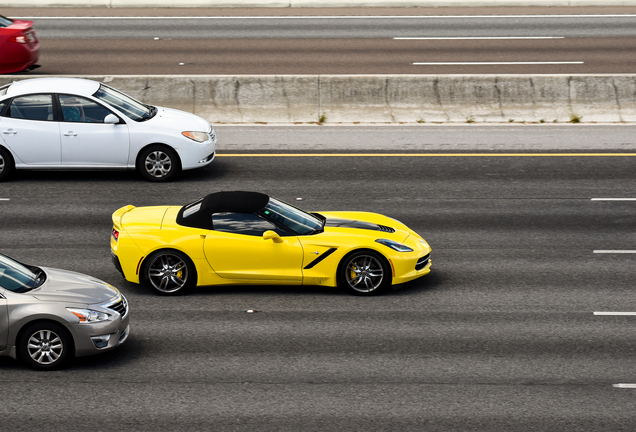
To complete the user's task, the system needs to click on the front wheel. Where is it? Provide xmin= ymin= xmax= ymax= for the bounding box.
xmin=19 ymin=322 xmax=72 ymax=370
xmin=137 ymin=145 xmax=181 ymax=182
xmin=338 ymin=250 xmax=391 ymax=296
xmin=142 ymin=250 xmax=196 ymax=295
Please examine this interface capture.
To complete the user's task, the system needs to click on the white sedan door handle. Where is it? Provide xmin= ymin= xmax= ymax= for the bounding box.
xmin=2 ymin=129 xmax=16 ymax=135
xmin=63 ymin=132 xmax=77 ymax=137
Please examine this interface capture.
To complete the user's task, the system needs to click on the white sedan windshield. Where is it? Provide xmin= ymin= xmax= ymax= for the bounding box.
xmin=93 ymin=84 xmax=154 ymax=122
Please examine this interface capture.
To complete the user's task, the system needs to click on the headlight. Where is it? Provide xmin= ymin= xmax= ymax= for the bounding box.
xmin=375 ymin=239 xmax=414 ymax=252
xmin=67 ymin=308 xmax=110 ymax=323
xmin=182 ymin=131 xmax=209 ymax=142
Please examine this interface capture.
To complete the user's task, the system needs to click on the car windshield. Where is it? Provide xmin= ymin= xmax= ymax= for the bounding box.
xmin=0 ymin=84 xmax=10 ymax=98
xmin=92 ymin=84 xmax=155 ymax=122
xmin=0 ymin=254 xmax=42 ymax=293
xmin=0 ymin=15 xmax=13 ymax=28
xmin=260 ymin=198 xmax=323 ymax=235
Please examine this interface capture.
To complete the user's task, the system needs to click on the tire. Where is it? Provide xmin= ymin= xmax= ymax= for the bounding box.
xmin=19 ymin=322 xmax=72 ymax=370
xmin=337 ymin=250 xmax=391 ymax=296
xmin=142 ymin=250 xmax=196 ymax=295
xmin=137 ymin=145 xmax=181 ymax=182
xmin=0 ymin=146 xmax=14 ymax=182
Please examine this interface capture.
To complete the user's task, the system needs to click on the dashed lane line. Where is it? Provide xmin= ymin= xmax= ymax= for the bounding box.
xmin=591 ymin=198 xmax=636 ymax=201
xmin=594 ymin=312 xmax=636 ymax=316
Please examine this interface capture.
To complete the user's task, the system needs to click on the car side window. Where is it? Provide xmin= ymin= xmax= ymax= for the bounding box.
xmin=59 ymin=94 xmax=114 ymax=123
xmin=0 ymin=100 xmax=5 ymax=116
xmin=212 ymin=212 xmax=284 ymax=237
xmin=8 ymin=94 xmax=54 ymax=121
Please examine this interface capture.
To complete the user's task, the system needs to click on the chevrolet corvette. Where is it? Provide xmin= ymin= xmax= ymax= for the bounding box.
xmin=111 ymin=191 xmax=431 ymax=296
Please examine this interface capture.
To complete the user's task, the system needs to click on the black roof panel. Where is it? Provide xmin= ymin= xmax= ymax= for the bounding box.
xmin=176 ymin=191 xmax=270 ymax=229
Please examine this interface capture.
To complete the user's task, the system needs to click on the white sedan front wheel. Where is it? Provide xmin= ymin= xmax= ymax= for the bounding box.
xmin=137 ymin=145 xmax=180 ymax=182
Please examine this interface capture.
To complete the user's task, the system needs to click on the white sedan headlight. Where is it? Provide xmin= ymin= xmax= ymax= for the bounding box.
xmin=182 ymin=131 xmax=209 ymax=142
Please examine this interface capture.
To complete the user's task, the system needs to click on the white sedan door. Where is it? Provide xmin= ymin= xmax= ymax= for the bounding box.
xmin=59 ymin=95 xmax=130 ymax=166
xmin=0 ymin=94 xmax=61 ymax=165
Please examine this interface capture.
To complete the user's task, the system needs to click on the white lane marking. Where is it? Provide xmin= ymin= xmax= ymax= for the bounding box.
xmin=593 ymin=250 xmax=636 ymax=253
xmin=594 ymin=312 xmax=636 ymax=316
xmin=413 ymin=61 xmax=583 ymax=65
xmin=0 ymin=198 xmax=9 ymax=201
xmin=591 ymin=198 xmax=636 ymax=201
xmin=613 ymin=384 xmax=636 ymax=388
xmin=15 ymin=15 xmax=636 ymax=20
xmin=395 ymin=36 xmax=564 ymax=40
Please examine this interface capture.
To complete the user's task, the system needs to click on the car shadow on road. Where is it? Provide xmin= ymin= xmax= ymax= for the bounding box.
xmin=7 ymin=160 xmax=228 ymax=183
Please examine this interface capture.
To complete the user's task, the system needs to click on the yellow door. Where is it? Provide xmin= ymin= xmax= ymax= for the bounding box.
xmin=202 ymin=212 xmax=303 ymax=281
xmin=203 ymin=232 xmax=303 ymax=281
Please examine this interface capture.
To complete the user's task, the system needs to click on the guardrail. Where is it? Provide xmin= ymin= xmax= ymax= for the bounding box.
xmin=2 ymin=74 xmax=635 ymax=123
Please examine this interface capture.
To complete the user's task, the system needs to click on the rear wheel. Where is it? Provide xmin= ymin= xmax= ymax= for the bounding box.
xmin=137 ymin=145 xmax=180 ymax=182
xmin=338 ymin=250 xmax=391 ymax=296
xmin=19 ymin=322 xmax=72 ymax=370
xmin=142 ymin=250 xmax=196 ymax=295
xmin=0 ymin=147 xmax=14 ymax=182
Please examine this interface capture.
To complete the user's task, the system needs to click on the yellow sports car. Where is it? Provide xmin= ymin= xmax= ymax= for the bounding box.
xmin=110 ymin=191 xmax=431 ymax=296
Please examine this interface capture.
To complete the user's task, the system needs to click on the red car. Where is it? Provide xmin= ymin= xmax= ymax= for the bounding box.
xmin=0 ymin=14 xmax=39 ymax=74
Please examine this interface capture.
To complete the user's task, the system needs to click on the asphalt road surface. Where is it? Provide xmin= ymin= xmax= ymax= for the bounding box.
xmin=1 ymin=126 xmax=636 ymax=431
xmin=8 ymin=6 xmax=636 ymax=74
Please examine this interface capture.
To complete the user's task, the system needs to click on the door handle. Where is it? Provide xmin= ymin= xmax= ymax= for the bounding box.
xmin=63 ymin=132 xmax=77 ymax=137
xmin=2 ymin=129 xmax=16 ymax=135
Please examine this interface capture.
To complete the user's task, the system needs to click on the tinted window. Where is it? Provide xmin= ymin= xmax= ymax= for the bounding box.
xmin=59 ymin=94 xmax=114 ymax=123
xmin=9 ymin=94 xmax=53 ymax=121
xmin=212 ymin=212 xmax=283 ymax=237
xmin=0 ymin=101 xmax=5 ymax=116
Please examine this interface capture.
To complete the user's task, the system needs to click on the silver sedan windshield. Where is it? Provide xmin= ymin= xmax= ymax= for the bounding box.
xmin=0 ymin=254 xmax=37 ymax=292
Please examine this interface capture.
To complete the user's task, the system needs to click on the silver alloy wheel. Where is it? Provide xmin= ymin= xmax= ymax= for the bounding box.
xmin=147 ymin=253 xmax=188 ymax=293
xmin=345 ymin=254 xmax=385 ymax=293
xmin=27 ymin=329 xmax=64 ymax=365
xmin=144 ymin=150 xmax=173 ymax=178
xmin=0 ymin=154 xmax=5 ymax=174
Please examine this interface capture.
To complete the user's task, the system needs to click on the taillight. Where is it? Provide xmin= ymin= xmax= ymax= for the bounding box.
xmin=9 ymin=35 xmax=27 ymax=44
xmin=112 ymin=228 xmax=119 ymax=241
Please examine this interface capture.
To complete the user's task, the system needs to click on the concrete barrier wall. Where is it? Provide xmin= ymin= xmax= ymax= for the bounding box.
xmin=5 ymin=0 xmax=636 ymax=7
xmin=2 ymin=74 xmax=636 ymax=123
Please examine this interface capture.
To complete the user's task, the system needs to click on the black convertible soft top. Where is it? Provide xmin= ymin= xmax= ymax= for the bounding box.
xmin=176 ymin=191 xmax=270 ymax=229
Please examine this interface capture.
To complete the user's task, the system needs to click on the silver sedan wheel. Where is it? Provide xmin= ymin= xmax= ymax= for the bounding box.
xmin=144 ymin=150 xmax=173 ymax=179
xmin=27 ymin=329 xmax=64 ymax=365
xmin=0 ymin=154 xmax=5 ymax=174
xmin=344 ymin=254 xmax=385 ymax=293
xmin=147 ymin=253 xmax=189 ymax=293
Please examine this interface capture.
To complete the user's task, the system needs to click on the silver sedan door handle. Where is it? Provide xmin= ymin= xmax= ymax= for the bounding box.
xmin=63 ymin=132 xmax=77 ymax=137
xmin=2 ymin=129 xmax=16 ymax=135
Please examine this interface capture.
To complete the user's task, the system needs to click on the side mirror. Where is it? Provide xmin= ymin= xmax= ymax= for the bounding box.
xmin=263 ymin=230 xmax=283 ymax=243
xmin=104 ymin=114 xmax=119 ymax=124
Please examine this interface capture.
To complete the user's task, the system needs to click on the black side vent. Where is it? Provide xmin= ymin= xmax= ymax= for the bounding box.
xmin=377 ymin=225 xmax=396 ymax=233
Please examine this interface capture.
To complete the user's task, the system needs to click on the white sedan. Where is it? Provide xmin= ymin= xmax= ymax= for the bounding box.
xmin=0 ymin=77 xmax=217 ymax=181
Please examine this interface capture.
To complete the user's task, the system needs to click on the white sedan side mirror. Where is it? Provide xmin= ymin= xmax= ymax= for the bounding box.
xmin=104 ymin=114 xmax=119 ymax=124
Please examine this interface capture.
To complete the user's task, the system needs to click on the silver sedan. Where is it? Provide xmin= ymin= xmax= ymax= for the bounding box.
xmin=0 ymin=253 xmax=130 ymax=370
